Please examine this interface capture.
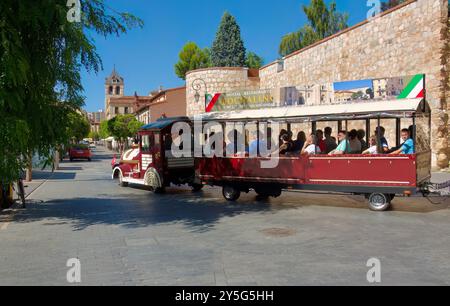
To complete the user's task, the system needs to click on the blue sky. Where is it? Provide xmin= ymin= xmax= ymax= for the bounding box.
xmin=81 ymin=0 xmax=371 ymax=112
xmin=334 ymin=79 xmax=374 ymax=91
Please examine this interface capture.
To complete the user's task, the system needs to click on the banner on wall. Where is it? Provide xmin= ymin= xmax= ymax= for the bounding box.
xmin=205 ymin=74 xmax=425 ymax=113
xmin=205 ymin=89 xmax=274 ymax=113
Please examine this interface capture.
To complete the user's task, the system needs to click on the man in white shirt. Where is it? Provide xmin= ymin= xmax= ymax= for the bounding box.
xmin=362 ymin=135 xmax=378 ymax=154
xmin=301 ymin=134 xmax=321 ymax=155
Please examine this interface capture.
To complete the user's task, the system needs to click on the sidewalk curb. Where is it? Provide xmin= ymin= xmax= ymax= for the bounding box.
xmin=25 ymin=171 xmax=55 ymax=199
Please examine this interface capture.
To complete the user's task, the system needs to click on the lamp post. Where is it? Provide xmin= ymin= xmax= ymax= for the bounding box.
xmin=192 ymin=78 xmax=208 ymax=110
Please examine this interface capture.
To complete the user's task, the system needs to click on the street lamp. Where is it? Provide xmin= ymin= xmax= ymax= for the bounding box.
xmin=192 ymin=78 xmax=208 ymax=109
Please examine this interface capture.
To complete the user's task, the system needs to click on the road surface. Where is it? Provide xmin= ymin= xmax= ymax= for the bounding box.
xmin=0 ymin=146 xmax=449 ymax=285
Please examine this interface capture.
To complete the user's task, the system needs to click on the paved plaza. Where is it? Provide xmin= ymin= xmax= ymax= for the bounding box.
xmin=0 ymin=147 xmax=449 ymax=286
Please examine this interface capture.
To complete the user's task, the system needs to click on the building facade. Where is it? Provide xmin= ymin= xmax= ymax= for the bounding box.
xmin=104 ymin=68 xmax=152 ymax=120
xmin=87 ymin=110 xmax=105 ymax=133
xmin=135 ymin=86 xmax=187 ymax=124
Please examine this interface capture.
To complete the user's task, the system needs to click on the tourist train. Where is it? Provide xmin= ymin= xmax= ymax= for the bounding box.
xmin=110 ymin=93 xmax=450 ymax=211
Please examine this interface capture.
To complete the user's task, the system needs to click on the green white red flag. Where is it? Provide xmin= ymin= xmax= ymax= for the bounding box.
xmin=398 ymin=74 xmax=425 ymax=99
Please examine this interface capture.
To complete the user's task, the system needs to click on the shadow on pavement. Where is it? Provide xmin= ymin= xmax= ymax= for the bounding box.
xmin=11 ymin=190 xmax=279 ymax=232
xmin=57 ymin=166 xmax=83 ymax=171
xmin=11 ymin=185 xmax=449 ymax=233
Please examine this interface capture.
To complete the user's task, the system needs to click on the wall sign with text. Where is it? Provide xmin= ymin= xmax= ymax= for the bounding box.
xmin=205 ymin=89 xmax=274 ymax=113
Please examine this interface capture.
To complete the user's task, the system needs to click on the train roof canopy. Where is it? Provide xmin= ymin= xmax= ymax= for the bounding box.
xmin=140 ymin=116 xmax=190 ymax=131
xmin=197 ymin=98 xmax=428 ymax=122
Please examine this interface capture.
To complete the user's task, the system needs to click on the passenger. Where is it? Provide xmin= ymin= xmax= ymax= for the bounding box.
xmin=390 ymin=129 xmax=415 ymax=155
xmin=375 ymin=126 xmax=389 ymax=153
xmin=329 ymin=130 xmax=350 ymax=155
xmin=357 ymin=129 xmax=368 ymax=151
xmin=233 ymin=130 xmax=247 ymax=155
xmin=292 ymin=131 xmax=306 ymax=152
xmin=279 ymin=134 xmax=293 ymax=155
xmin=315 ymin=129 xmax=326 ymax=153
xmin=349 ymin=129 xmax=362 ymax=153
xmin=362 ymin=135 xmax=378 ymax=154
xmin=249 ymin=131 xmax=266 ymax=156
xmin=301 ymin=134 xmax=321 ymax=155
xmin=279 ymin=129 xmax=288 ymax=147
xmin=226 ymin=130 xmax=236 ymax=155
xmin=324 ymin=127 xmax=337 ymax=153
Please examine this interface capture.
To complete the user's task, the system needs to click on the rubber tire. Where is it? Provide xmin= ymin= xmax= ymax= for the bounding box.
xmin=255 ymin=189 xmax=270 ymax=199
xmin=88 ymin=158 xmax=91 ymax=162
xmin=119 ymin=172 xmax=128 ymax=187
xmin=222 ymin=186 xmax=241 ymax=202
xmin=368 ymin=193 xmax=391 ymax=211
xmin=191 ymin=184 xmax=203 ymax=192
xmin=153 ymin=187 xmax=166 ymax=194
xmin=255 ymin=186 xmax=282 ymax=199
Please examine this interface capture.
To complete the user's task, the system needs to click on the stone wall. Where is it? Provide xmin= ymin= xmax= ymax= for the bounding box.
xmin=186 ymin=67 xmax=260 ymax=115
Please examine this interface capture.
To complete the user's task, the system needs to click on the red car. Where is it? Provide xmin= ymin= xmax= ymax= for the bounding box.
xmin=69 ymin=145 xmax=92 ymax=162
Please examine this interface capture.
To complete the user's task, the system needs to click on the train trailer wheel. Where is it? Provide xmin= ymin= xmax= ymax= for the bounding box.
xmin=222 ymin=186 xmax=241 ymax=202
xmin=153 ymin=187 xmax=166 ymax=194
xmin=191 ymin=184 xmax=204 ymax=193
xmin=255 ymin=186 xmax=282 ymax=199
xmin=368 ymin=193 xmax=391 ymax=211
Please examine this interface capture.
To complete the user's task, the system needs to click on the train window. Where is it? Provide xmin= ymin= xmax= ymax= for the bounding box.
xmin=142 ymin=135 xmax=152 ymax=152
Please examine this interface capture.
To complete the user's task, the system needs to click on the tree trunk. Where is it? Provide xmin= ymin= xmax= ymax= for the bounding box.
xmin=54 ymin=149 xmax=60 ymax=170
xmin=25 ymin=152 xmax=32 ymax=182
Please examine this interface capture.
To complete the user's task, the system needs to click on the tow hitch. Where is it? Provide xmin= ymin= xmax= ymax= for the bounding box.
xmin=420 ymin=180 xmax=450 ymax=204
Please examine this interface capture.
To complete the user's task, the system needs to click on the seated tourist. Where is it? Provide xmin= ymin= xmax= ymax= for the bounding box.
xmin=279 ymin=134 xmax=292 ymax=155
xmin=226 ymin=130 xmax=236 ymax=156
xmin=324 ymin=127 xmax=337 ymax=154
xmin=292 ymin=131 xmax=306 ymax=152
xmin=362 ymin=135 xmax=378 ymax=154
xmin=279 ymin=129 xmax=288 ymax=147
xmin=301 ymin=134 xmax=321 ymax=155
xmin=375 ymin=126 xmax=389 ymax=153
xmin=357 ymin=129 xmax=368 ymax=151
xmin=316 ymin=129 xmax=326 ymax=153
xmin=390 ymin=129 xmax=415 ymax=155
xmin=329 ymin=130 xmax=349 ymax=155
xmin=349 ymin=129 xmax=362 ymax=153
xmin=248 ymin=131 xmax=267 ymax=156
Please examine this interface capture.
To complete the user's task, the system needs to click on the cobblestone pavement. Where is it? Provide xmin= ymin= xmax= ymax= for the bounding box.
xmin=0 ymin=147 xmax=449 ymax=286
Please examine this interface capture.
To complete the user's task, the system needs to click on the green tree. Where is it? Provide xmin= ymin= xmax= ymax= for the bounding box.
xmin=381 ymin=0 xmax=407 ymax=12
xmin=211 ymin=12 xmax=246 ymax=67
xmin=89 ymin=131 xmax=100 ymax=141
xmin=279 ymin=0 xmax=348 ymax=57
xmin=67 ymin=112 xmax=90 ymax=143
xmin=0 ymin=0 xmax=142 ymax=183
xmin=366 ymin=88 xmax=374 ymax=99
xmin=245 ymin=52 xmax=264 ymax=69
xmin=107 ymin=115 xmax=144 ymax=152
xmin=99 ymin=120 xmax=110 ymax=139
xmin=174 ymin=42 xmax=211 ymax=80
xmin=351 ymin=91 xmax=364 ymax=100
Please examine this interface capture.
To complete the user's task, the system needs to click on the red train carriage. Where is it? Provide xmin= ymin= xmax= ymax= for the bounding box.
xmin=196 ymin=98 xmax=432 ymax=211
xmin=112 ymin=98 xmax=443 ymax=211
xmin=112 ymin=117 xmax=202 ymax=193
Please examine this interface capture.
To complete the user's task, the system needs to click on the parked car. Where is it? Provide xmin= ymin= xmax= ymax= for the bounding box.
xmin=69 ymin=144 xmax=92 ymax=162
